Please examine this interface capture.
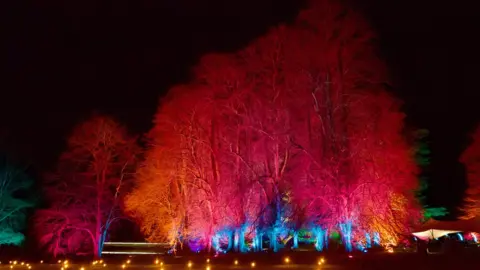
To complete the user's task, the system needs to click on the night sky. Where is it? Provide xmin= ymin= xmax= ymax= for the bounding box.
xmin=2 ymin=0 xmax=480 ymax=216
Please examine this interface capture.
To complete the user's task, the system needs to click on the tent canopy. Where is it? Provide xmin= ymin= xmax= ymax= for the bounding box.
xmin=412 ymin=217 xmax=480 ymax=240
xmin=412 ymin=229 xmax=461 ymax=241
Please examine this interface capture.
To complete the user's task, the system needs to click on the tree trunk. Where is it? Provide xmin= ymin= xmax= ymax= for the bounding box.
xmin=324 ymin=229 xmax=329 ymax=250
xmin=270 ymin=229 xmax=278 ymax=252
xmin=339 ymin=221 xmax=353 ymax=252
xmin=293 ymin=231 xmax=299 ymax=249
xmin=233 ymin=229 xmax=240 ymax=252
xmin=239 ymin=226 xmax=246 ymax=253
xmin=258 ymin=232 xmax=263 ymax=251
xmin=227 ymin=230 xmax=233 ymax=251
xmin=373 ymin=232 xmax=380 ymax=246
xmin=95 ymin=170 xmax=104 ymax=258
xmin=365 ymin=232 xmax=372 ymax=248
xmin=93 ymin=231 xmax=102 ymax=259
xmin=314 ymin=228 xmax=325 ymax=251
xmin=205 ymin=234 xmax=212 ymax=253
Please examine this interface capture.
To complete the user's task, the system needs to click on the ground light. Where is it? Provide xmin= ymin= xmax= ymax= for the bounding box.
xmin=103 ymin=264 xmax=107 ymax=267
xmin=187 ymin=261 xmax=192 ymax=268
xmin=126 ymin=260 xmax=131 ymax=264
xmin=40 ymin=261 xmax=43 ymax=264
xmin=155 ymin=259 xmax=159 ymax=265
xmin=206 ymin=266 xmax=211 ymax=270
xmin=250 ymin=262 xmax=255 ymax=268
xmin=234 ymin=260 xmax=239 ymax=265
xmin=121 ymin=264 xmax=126 ymax=269
xmin=206 ymin=258 xmax=210 ymax=263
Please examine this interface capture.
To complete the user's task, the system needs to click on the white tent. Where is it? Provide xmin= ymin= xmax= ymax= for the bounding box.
xmin=412 ymin=229 xmax=462 ymax=241
xmin=412 ymin=217 xmax=480 ymax=240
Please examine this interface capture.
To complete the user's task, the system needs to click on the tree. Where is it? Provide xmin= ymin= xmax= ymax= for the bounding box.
xmin=0 ymin=158 xmax=34 ymax=245
xmin=282 ymin=0 xmax=421 ymax=249
xmin=412 ymin=129 xmax=448 ymax=222
xmin=126 ymin=83 xmax=229 ymax=252
xmin=35 ymin=115 xmax=138 ymax=258
xmin=193 ymin=54 xmax=264 ymax=252
xmin=460 ymin=125 xmax=480 ymax=220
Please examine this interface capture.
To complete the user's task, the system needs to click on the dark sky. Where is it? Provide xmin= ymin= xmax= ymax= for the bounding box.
xmin=2 ymin=0 xmax=480 ymax=215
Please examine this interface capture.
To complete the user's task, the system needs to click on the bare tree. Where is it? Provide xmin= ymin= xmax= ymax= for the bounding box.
xmin=35 ymin=115 xmax=138 ymax=258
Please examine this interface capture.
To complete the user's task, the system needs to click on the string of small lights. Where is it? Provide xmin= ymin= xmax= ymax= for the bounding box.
xmin=0 ymin=254 xmax=332 ymax=269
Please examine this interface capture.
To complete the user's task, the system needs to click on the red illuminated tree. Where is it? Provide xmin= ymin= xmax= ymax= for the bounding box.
xmin=460 ymin=125 xmax=480 ymax=220
xmin=35 ymin=115 xmax=138 ymax=258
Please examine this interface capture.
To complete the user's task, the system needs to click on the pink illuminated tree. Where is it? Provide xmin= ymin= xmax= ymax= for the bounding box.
xmin=35 ymin=115 xmax=138 ymax=258
xmin=126 ymin=0 xmax=420 ymax=253
xmin=280 ymin=0 xmax=420 ymax=248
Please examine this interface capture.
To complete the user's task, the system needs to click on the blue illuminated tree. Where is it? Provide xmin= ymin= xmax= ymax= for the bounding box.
xmin=0 ymin=158 xmax=34 ymax=246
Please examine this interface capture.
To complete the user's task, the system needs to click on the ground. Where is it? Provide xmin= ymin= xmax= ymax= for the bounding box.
xmin=1 ymin=252 xmax=478 ymax=270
